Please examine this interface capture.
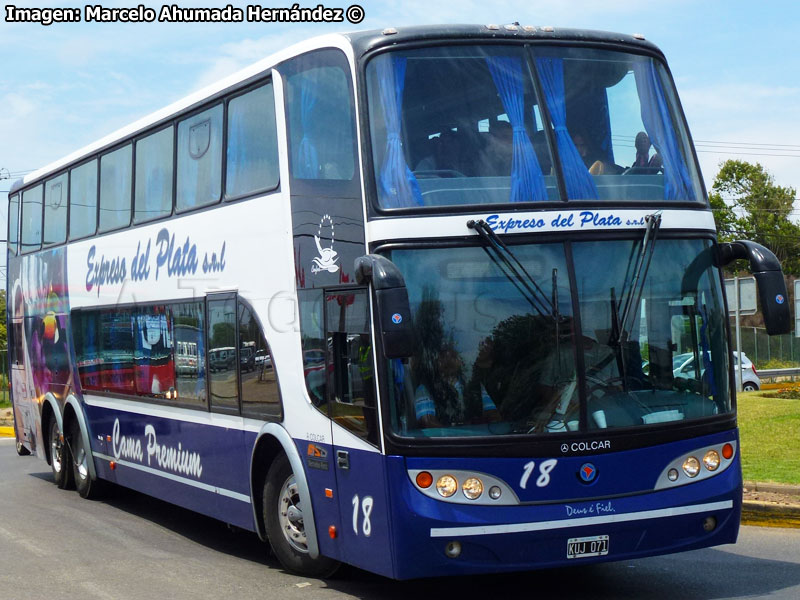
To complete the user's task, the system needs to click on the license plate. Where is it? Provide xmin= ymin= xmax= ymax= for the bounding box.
xmin=567 ymin=535 xmax=609 ymax=559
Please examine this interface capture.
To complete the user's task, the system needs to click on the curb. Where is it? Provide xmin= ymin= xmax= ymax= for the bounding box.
xmin=0 ymin=426 xmax=14 ymax=438
xmin=742 ymin=500 xmax=800 ymax=529
xmin=744 ymin=480 xmax=800 ymax=496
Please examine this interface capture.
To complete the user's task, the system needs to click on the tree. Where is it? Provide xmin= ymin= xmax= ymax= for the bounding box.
xmin=709 ymin=160 xmax=800 ymax=274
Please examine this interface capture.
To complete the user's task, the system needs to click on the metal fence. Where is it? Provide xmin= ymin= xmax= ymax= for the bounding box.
xmin=734 ymin=325 xmax=800 ymax=367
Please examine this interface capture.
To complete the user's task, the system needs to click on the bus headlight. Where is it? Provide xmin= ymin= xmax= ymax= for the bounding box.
xmin=703 ymin=450 xmax=720 ymax=471
xmin=462 ymin=477 xmax=483 ymax=500
xmin=682 ymin=456 xmax=701 ymax=478
xmin=436 ymin=475 xmax=458 ymax=497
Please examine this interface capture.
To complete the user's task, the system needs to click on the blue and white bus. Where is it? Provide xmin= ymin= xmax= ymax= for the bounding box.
xmin=7 ymin=25 xmax=790 ymax=579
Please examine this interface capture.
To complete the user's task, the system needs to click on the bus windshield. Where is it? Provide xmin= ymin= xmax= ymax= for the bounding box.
xmin=385 ymin=238 xmax=729 ymax=439
xmin=366 ymin=44 xmax=703 ymax=209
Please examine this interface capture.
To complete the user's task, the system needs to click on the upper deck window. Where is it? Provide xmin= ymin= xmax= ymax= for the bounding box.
xmin=43 ymin=173 xmax=68 ymax=246
xmin=367 ymin=45 xmax=557 ymax=209
xmin=8 ymin=193 xmax=19 ymax=255
xmin=69 ymin=159 xmax=98 ymax=240
xmin=177 ymin=104 xmax=223 ymax=211
xmin=21 ymin=184 xmax=43 ymax=253
xmin=99 ymin=144 xmax=132 ymax=232
xmin=366 ymin=45 xmax=702 ymax=210
xmin=533 ymin=47 xmax=701 ymax=202
xmin=135 ymin=126 xmax=174 ymax=224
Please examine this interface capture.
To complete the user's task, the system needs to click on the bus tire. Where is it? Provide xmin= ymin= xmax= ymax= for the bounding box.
xmin=263 ymin=453 xmax=339 ymax=578
xmin=69 ymin=420 xmax=104 ymax=500
xmin=48 ymin=418 xmax=73 ymax=489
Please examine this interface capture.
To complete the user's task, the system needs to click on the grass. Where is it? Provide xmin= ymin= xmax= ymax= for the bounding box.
xmin=738 ymin=390 xmax=800 ymax=485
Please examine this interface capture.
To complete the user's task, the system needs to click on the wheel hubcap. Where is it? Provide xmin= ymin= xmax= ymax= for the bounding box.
xmin=50 ymin=426 xmax=62 ymax=474
xmin=74 ymin=437 xmax=89 ymax=480
xmin=278 ymin=475 xmax=308 ymax=553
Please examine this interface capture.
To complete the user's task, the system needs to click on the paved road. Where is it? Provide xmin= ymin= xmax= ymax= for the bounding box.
xmin=2 ymin=437 xmax=800 ymax=600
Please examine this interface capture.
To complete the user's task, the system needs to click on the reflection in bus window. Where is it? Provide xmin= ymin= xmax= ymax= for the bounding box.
xmin=239 ymin=301 xmax=281 ymax=420
xmin=208 ymin=296 xmax=238 ymax=412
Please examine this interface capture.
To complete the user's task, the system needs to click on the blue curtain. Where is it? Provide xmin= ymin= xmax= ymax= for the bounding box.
xmin=535 ymin=57 xmax=598 ymax=199
xmin=485 ymin=56 xmax=547 ymax=202
xmin=633 ymin=60 xmax=693 ymax=200
xmin=295 ymin=72 xmax=320 ymax=179
xmin=376 ymin=56 xmax=422 ymax=208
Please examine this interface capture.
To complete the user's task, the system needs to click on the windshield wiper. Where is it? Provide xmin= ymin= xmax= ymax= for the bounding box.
xmin=467 ymin=219 xmax=554 ymax=318
xmin=615 ymin=211 xmax=663 ymax=344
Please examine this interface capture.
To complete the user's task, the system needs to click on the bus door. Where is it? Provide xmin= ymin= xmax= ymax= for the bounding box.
xmin=324 ymin=289 xmax=393 ymax=576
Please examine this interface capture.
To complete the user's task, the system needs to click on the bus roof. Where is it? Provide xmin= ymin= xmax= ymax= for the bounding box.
xmin=11 ymin=24 xmax=661 ymax=195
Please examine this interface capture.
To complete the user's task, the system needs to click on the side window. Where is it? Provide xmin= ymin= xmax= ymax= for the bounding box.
xmin=73 ymin=309 xmax=136 ymax=395
xmin=8 ymin=193 xmax=19 ymax=255
xmin=173 ymin=301 xmax=207 ymax=406
xmin=177 ymin=104 xmax=223 ymax=212
xmin=69 ymin=160 xmax=98 ymax=240
xmin=238 ymin=300 xmax=281 ymax=420
xmin=21 ymin=184 xmax=43 ymax=253
xmin=73 ymin=303 xmax=206 ymax=406
xmin=226 ymin=83 xmax=279 ymax=198
xmin=135 ymin=126 xmax=174 ymax=223
xmin=298 ymin=288 xmax=326 ymax=409
xmin=43 ymin=174 xmax=68 ymax=246
xmin=208 ymin=294 xmax=239 ymax=413
xmin=284 ymin=49 xmax=357 ymax=189
xmin=132 ymin=305 xmax=175 ymax=397
xmin=100 ymin=144 xmax=133 ymax=232
xmin=325 ymin=289 xmax=378 ymax=445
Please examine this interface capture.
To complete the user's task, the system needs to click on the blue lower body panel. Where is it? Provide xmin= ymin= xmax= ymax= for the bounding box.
xmin=384 ymin=438 xmax=741 ymax=579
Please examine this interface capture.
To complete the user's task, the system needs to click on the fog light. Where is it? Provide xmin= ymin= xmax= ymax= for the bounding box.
xmin=436 ymin=475 xmax=457 ymax=497
xmin=444 ymin=540 xmax=462 ymax=558
xmin=489 ymin=486 xmax=502 ymax=500
xmin=667 ymin=468 xmax=679 ymax=482
xmin=462 ymin=477 xmax=483 ymax=500
xmin=682 ymin=456 xmax=701 ymax=478
xmin=703 ymin=450 xmax=721 ymax=471
xmin=703 ymin=516 xmax=717 ymax=532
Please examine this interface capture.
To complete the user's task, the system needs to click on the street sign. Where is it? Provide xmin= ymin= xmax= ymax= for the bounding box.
xmin=725 ymin=277 xmax=757 ymax=315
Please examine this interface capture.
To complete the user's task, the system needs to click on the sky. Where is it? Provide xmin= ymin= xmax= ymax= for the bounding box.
xmin=1 ymin=0 xmax=799 ymax=281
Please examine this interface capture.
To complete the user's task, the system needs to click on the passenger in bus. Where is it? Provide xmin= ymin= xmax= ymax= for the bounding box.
xmin=632 ymin=131 xmax=662 ymax=171
xmin=485 ymin=120 xmax=514 ymax=175
xmin=573 ymin=132 xmax=622 ymax=175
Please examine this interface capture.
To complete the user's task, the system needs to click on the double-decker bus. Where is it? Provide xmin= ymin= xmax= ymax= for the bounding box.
xmin=7 ymin=25 xmax=791 ymax=580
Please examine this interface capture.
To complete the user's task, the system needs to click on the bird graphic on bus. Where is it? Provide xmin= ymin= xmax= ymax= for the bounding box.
xmin=311 ymin=214 xmax=339 ymax=274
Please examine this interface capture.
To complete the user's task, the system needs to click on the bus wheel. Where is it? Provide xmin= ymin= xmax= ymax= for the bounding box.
xmin=263 ymin=454 xmax=339 ymax=578
xmin=48 ymin=418 xmax=73 ymax=489
xmin=70 ymin=421 xmax=104 ymax=500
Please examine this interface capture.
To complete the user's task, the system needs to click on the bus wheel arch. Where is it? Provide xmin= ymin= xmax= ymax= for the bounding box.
xmin=42 ymin=396 xmax=72 ymax=489
xmin=250 ymin=433 xmax=284 ymax=542
xmin=62 ymin=396 xmax=99 ymax=491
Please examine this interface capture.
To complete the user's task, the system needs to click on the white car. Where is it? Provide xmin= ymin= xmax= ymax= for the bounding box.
xmin=672 ymin=351 xmax=760 ymax=391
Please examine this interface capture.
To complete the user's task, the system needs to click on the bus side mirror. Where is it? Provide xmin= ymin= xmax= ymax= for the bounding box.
xmin=355 ymin=254 xmax=414 ymax=359
xmin=718 ymin=240 xmax=790 ymax=335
